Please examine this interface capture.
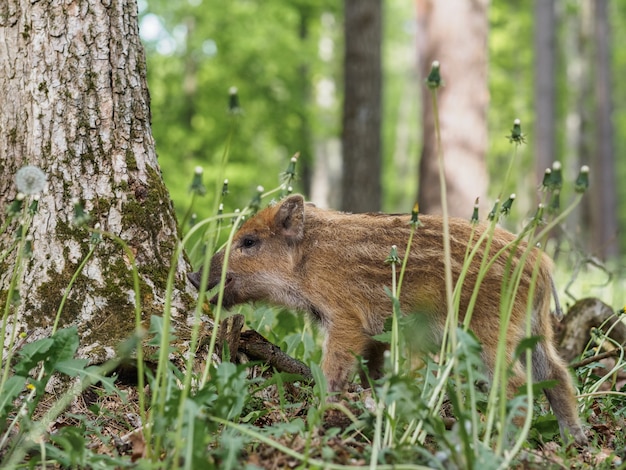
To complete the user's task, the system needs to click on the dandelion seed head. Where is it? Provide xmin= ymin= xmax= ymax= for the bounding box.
xmin=552 ymin=161 xmax=561 ymax=170
xmin=15 ymin=166 xmax=47 ymax=195
xmin=581 ymin=165 xmax=589 ymax=173
xmin=194 ymin=166 xmax=203 ymax=175
xmin=256 ymin=185 xmax=264 ymax=193
xmin=514 ymin=118 xmax=521 ymax=125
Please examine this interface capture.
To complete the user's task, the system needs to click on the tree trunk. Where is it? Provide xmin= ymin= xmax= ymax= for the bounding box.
xmin=341 ymin=0 xmax=382 ymax=213
xmin=588 ymin=0 xmax=618 ymax=259
xmin=0 ymin=0 xmax=193 ymax=362
xmin=416 ymin=0 xmax=489 ymax=218
xmin=555 ymin=297 xmax=626 ymax=363
xmin=562 ymin=2 xmax=592 ymax=242
xmin=533 ymin=0 xmax=556 ymax=181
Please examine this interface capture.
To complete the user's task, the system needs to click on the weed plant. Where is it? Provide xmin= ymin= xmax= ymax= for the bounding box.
xmin=0 ymin=82 xmax=625 ymax=470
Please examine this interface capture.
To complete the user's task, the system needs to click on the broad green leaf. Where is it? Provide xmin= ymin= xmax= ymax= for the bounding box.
xmin=14 ymin=337 xmax=54 ymax=375
xmin=0 ymin=375 xmax=27 ymax=416
xmin=47 ymin=327 xmax=80 ymax=363
xmin=53 ymin=358 xmax=89 ymax=377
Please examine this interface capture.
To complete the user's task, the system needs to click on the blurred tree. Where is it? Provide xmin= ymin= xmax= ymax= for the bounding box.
xmin=534 ymin=0 xmax=556 ymax=181
xmin=558 ymin=1 xmax=598 ymax=260
xmin=416 ymin=0 xmax=489 ymax=218
xmin=341 ymin=0 xmax=382 ymax=212
xmin=586 ymin=0 xmax=619 ymax=259
xmin=561 ymin=0 xmax=619 ymax=260
xmin=611 ymin=2 xmax=626 ymax=257
xmin=491 ymin=0 xmax=620 ymax=260
xmin=0 ymin=0 xmax=192 ymax=359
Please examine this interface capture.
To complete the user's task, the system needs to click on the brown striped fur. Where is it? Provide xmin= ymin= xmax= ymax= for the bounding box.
xmin=188 ymin=195 xmax=587 ymax=445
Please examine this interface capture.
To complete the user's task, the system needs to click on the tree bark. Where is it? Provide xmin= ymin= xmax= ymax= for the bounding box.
xmin=588 ymin=0 xmax=618 ymax=259
xmin=416 ymin=0 xmax=489 ymax=218
xmin=341 ymin=0 xmax=382 ymax=213
xmin=562 ymin=2 xmax=592 ymax=243
xmin=0 ymin=0 xmax=193 ymax=362
xmin=533 ymin=0 xmax=556 ymax=181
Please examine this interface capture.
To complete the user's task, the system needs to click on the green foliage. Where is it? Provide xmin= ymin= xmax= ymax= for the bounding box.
xmin=488 ymin=4 xmax=534 ymax=180
xmin=141 ymin=0 xmax=339 ymax=222
xmin=141 ymin=0 xmax=626 ymax=261
xmin=0 ymin=328 xmax=126 ymax=468
xmin=246 ymin=305 xmax=322 ymax=366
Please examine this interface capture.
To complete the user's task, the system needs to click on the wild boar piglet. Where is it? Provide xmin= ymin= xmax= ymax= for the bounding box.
xmin=188 ymin=194 xmax=587 ymax=446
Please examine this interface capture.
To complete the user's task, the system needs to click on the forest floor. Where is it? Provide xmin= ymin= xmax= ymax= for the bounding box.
xmin=12 ymin=299 xmax=624 ymax=468
xmin=40 ymin=352 xmax=625 ymax=470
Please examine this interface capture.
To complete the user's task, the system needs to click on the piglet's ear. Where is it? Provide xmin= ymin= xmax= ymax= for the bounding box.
xmin=275 ymin=195 xmax=305 ymax=242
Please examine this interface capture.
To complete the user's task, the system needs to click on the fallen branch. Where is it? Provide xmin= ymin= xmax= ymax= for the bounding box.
xmin=239 ymin=329 xmax=313 ymax=381
xmin=569 ymin=349 xmax=621 ymax=370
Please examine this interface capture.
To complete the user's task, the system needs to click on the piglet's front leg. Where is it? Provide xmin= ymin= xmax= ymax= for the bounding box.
xmin=321 ymin=324 xmax=373 ymax=399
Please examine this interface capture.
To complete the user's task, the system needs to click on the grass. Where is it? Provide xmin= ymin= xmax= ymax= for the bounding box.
xmin=1 ymin=85 xmax=625 ymax=469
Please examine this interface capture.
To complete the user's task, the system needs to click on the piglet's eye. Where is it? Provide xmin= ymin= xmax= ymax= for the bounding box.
xmin=241 ymin=237 xmax=258 ymax=249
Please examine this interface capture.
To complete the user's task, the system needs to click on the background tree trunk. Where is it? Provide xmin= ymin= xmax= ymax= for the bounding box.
xmin=416 ymin=0 xmax=489 ymax=218
xmin=562 ymin=1 xmax=592 ymax=245
xmin=341 ymin=0 xmax=382 ymax=213
xmin=588 ymin=0 xmax=619 ymax=259
xmin=534 ymin=0 xmax=556 ymax=181
xmin=0 ymin=0 xmax=193 ymax=362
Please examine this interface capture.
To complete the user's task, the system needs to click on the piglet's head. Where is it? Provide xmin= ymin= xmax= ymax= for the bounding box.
xmin=187 ymin=194 xmax=306 ymax=308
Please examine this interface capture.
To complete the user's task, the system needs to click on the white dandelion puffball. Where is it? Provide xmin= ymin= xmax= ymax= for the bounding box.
xmin=15 ymin=166 xmax=47 ymax=195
